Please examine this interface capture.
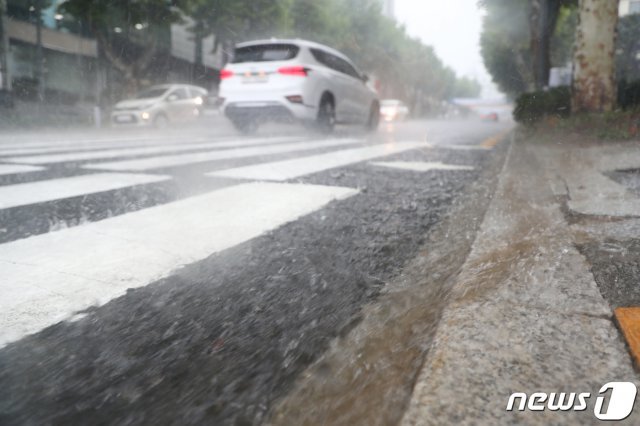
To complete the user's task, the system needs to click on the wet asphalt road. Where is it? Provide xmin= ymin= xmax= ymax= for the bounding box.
xmin=0 ymin=118 xmax=512 ymax=425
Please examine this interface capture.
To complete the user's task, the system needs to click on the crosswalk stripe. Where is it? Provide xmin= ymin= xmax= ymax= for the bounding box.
xmin=433 ymin=144 xmax=491 ymax=151
xmin=0 ymin=140 xmax=177 ymax=157
xmin=0 ymin=136 xmax=156 ymax=150
xmin=82 ymin=138 xmax=363 ymax=171
xmin=0 ymin=136 xmax=301 ymax=157
xmin=0 ymin=182 xmax=358 ymax=347
xmin=0 ymin=173 xmax=171 ymax=210
xmin=370 ymin=161 xmax=475 ymax=172
xmin=0 ymin=164 xmax=45 ymax=176
xmin=206 ymin=142 xmax=427 ymax=181
xmin=0 ymin=135 xmax=303 ymax=154
xmin=3 ymin=136 xmax=304 ymax=164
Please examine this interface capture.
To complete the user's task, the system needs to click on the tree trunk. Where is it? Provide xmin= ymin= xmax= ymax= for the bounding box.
xmin=193 ymin=29 xmax=203 ymax=84
xmin=571 ymin=0 xmax=619 ymax=113
xmin=531 ymin=0 xmax=562 ymax=90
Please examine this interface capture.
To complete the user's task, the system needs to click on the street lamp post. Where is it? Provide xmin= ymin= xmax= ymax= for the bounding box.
xmin=0 ymin=0 xmax=10 ymax=91
xmin=34 ymin=0 xmax=45 ymax=103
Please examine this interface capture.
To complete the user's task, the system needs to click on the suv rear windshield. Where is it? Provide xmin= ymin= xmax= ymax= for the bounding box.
xmin=232 ymin=44 xmax=300 ymax=63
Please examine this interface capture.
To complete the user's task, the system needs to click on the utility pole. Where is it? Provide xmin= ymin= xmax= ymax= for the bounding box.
xmin=0 ymin=0 xmax=10 ymax=91
xmin=35 ymin=0 xmax=45 ymax=102
xmin=530 ymin=0 xmax=562 ymax=90
xmin=534 ymin=0 xmax=551 ymax=89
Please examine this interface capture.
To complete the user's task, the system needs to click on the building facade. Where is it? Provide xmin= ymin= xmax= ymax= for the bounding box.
xmin=382 ymin=0 xmax=395 ymax=19
xmin=620 ymin=0 xmax=640 ymax=16
xmin=0 ymin=0 xmax=221 ymax=107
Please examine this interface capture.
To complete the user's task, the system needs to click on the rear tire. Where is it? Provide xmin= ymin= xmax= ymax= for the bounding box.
xmin=365 ymin=102 xmax=380 ymax=132
xmin=316 ymin=96 xmax=336 ymax=134
xmin=232 ymin=118 xmax=259 ymax=135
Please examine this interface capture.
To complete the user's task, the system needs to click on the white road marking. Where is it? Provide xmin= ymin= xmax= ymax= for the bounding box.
xmin=82 ymin=138 xmax=362 ymax=171
xmin=3 ymin=137 xmax=304 ymax=164
xmin=370 ymin=161 xmax=475 ymax=172
xmin=0 ymin=164 xmax=45 ymax=176
xmin=207 ymin=142 xmax=427 ymax=181
xmin=433 ymin=144 xmax=491 ymax=151
xmin=0 ymin=136 xmax=303 ymax=157
xmin=0 ymin=173 xmax=170 ymax=210
xmin=0 ymin=141 xmax=172 ymax=156
xmin=0 ymin=182 xmax=358 ymax=347
xmin=0 ymin=136 xmax=157 ymax=150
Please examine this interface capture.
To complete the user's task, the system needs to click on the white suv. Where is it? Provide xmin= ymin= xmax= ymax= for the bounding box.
xmin=219 ymin=39 xmax=380 ymax=133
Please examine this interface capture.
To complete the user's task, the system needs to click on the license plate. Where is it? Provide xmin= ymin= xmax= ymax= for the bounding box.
xmin=115 ymin=114 xmax=134 ymax=123
xmin=242 ymin=72 xmax=268 ymax=84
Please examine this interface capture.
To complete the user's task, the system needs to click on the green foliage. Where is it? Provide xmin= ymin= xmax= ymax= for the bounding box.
xmin=184 ymin=0 xmax=291 ymax=56
xmin=479 ymin=0 xmax=533 ymax=97
xmin=187 ymin=0 xmax=474 ymax=104
xmin=479 ymin=0 xmax=577 ymax=97
xmin=453 ymin=77 xmax=483 ymax=98
xmin=59 ymin=0 xmax=188 ymax=91
xmin=283 ymin=0 xmax=465 ymax=106
xmin=60 ymin=0 xmax=473 ymax=105
xmin=514 ymin=79 xmax=640 ymax=125
xmin=550 ymin=5 xmax=577 ymax=68
xmin=534 ymin=110 xmax=640 ymax=141
xmin=60 ymin=0 xmax=182 ymax=37
xmin=513 ymin=86 xmax=571 ymax=123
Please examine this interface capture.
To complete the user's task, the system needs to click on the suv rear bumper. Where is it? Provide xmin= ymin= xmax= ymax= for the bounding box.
xmin=224 ymin=101 xmax=316 ymax=123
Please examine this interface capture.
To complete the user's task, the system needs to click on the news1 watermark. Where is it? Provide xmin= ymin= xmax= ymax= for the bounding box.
xmin=506 ymin=382 xmax=638 ymax=421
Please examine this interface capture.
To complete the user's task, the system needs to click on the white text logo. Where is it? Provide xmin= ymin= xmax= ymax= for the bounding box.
xmin=506 ymin=382 xmax=637 ymax=421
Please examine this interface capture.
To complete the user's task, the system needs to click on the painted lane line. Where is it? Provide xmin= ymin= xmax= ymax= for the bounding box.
xmin=0 ymin=164 xmax=45 ymax=176
xmin=0 ymin=182 xmax=358 ymax=347
xmin=0 ymin=173 xmax=171 ymax=210
xmin=207 ymin=142 xmax=428 ymax=181
xmin=370 ymin=161 xmax=475 ymax=172
xmin=0 ymin=136 xmax=158 ymax=150
xmin=82 ymin=138 xmax=363 ymax=171
xmin=2 ymin=142 xmax=216 ymax=163
xmin=480 ymin=130 xmax=510 ymax=149
xmin=0 ymin=140 xmax=187 ymax=156
xmin=614 ymin=307 xmax=640 ymax=368
xmin=0 ymin=136 xmax=302 ymax=157
xmin=3 ymin=136 xmax=305 ymax=164
xmin=432 ymin=144 xmax=491 ymax=151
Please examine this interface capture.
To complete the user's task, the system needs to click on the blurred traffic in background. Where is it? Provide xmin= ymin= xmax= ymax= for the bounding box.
xmin=0 ymin=0 xmax=506 ymax=131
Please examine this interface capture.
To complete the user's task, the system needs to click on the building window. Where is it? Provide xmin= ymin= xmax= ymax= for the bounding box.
xmin=630 ymin=1 xmax=640 ymax=14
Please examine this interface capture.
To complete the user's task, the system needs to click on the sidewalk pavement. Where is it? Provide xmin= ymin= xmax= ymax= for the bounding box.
xmin=402 ymin=133 xmax=640 ymax=425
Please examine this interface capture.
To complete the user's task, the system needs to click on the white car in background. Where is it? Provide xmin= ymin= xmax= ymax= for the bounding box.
xmin=380 ymin=99 xmax=410 ymax=122
xmin=219 ymin=39 xmax=380 ymax=134
xmin=111 ymin=84 xmax=207 ymax=127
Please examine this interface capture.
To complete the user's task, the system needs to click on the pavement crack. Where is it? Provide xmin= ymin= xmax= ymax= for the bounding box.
xmin=523 ymin=303 xmax=612 ymax=322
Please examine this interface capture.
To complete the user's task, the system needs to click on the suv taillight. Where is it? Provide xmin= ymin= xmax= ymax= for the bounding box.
xmin=220 ymin=69 xmax=234 ymax=80
xmin=278 ymin=66 xmax=308 ymax=77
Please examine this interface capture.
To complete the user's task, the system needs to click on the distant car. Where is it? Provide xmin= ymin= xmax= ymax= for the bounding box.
xmin=480 ymin=111 xmax=499 ymax=122
xmin=111 ymin=84 xmax=207 ymax=127
xmin=380 ymin=99 xmax=409 ymax=122
xmin=219 ymin=39 xmax=380 ymax=134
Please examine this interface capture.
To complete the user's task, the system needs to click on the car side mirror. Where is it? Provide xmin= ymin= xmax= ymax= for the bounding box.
xmin=362 ymin=74 xmax=369 ymax=83
xmin=167 ymin=94 xmax=179 ymax=102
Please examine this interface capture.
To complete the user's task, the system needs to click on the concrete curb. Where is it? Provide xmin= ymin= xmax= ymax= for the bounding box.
xmin=401 ymin=134 xmax=640 ymax=425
